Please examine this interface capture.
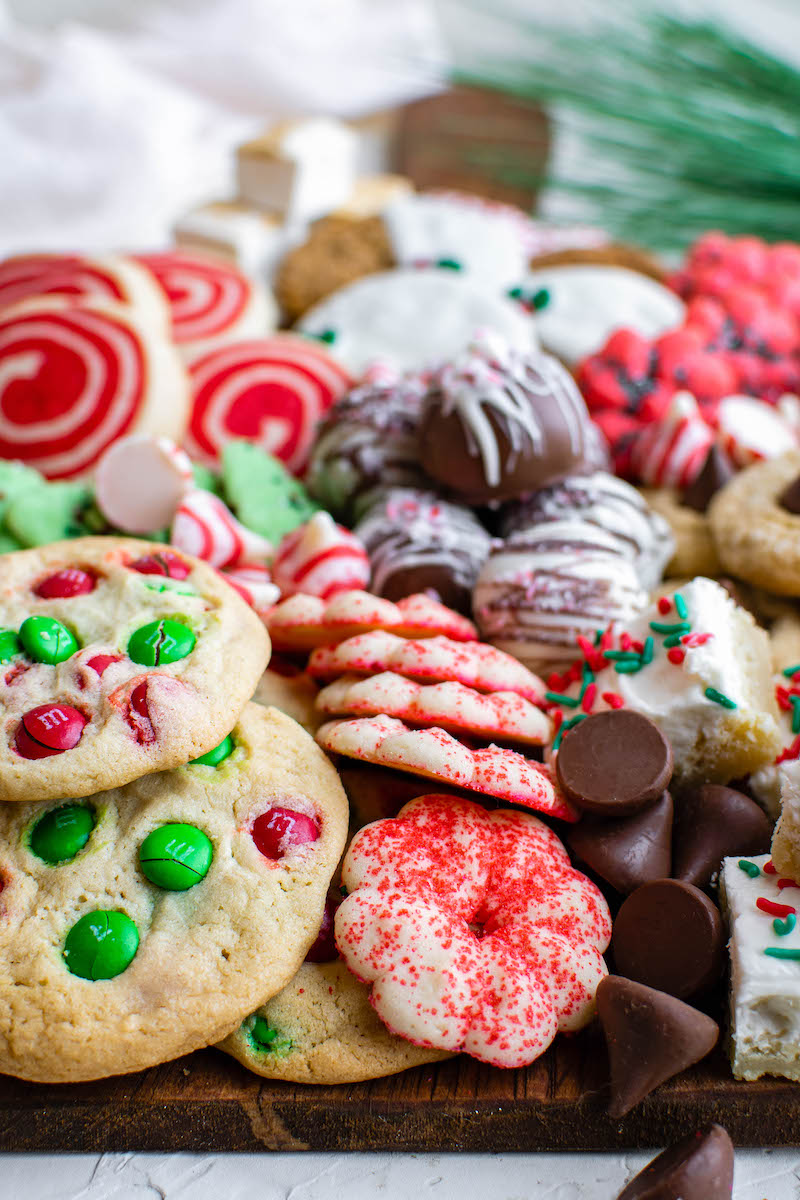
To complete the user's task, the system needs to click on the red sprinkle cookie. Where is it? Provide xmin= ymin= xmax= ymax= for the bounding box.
xmin=265 ymin=590 xmax=477 ymax=652
xmin=0 ymin=537 xmax=270 ymax=803
xmin=316 ymin=715 xmax=575 ymax=820
xmin=308 ymin=631 xmax=545 ymax=703
xmin=184 ymin=334 xmax=351 ymax=474
xmin=335 ymin=794 xmax=610 ymax=1066
xmin=0 ymin=298 xmax=189 ymax=479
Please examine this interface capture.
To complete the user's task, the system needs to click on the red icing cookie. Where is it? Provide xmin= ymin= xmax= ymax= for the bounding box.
xmin=265 ymin=590 xmax=477 ymax=652
xmin=316 ymin=715 xmax=574 ymax=819
xmin=335 ymin=794 xmax=609 ymax=1066
xmin=184 ymin=333 xmax=351 ymax=474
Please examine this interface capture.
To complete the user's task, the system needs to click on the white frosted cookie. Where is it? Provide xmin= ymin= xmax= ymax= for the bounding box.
xmin=522 ymin=264 xmax=684 ymax=366
xmin=219 ymin=959 xmax=451 ymax=1084
xmin=0 ymin=703 xmax=348 ymax=1082
xmin=0 ymin=537 xmax=270 ymax=803
xmin=297 ymin=269 xmax=536 ymax=376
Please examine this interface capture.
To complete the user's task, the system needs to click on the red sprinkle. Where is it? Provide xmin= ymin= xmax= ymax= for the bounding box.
xmin=756 ymin=897 xmax=796 ymax=918
xmin=763 ymin=861 xmax=778 ymax=875
xmin=778 ymin=878 xmax=800 ymax=891
xmin=657 ymin=597 xmax=672 ymax=614
xmin=620 ymin=632 xmax=632 ymax=651
xmin=777 ymin=736 xmax=800 ymax=764
xmin=667 ymin=647 xmax=686 ymax=664
xmin=601 ymin=691 xmax=625 ymax=710
xmin=581 ymin=683 xmax=597 ymax=713
xmin=681 ymin=632 xmax=713 ymax=647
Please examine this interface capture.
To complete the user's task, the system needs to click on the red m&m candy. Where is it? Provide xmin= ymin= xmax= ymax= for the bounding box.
xmin=126 ymin=682 xmax=155 ymax=745
xmin=15 ymin=704 xmax=87 ymax=759
xmin=304 ymin=889 xmax=341 ymax=963
xmin=34 ymin=569 xmax=95 ymax=599
xmin=86 ymin=653 xmax=123 ymax=677
xmin=251 ymin=806 xmax=319 ymax=861
xmin=128 ymin=552 xmax=190 ymax=581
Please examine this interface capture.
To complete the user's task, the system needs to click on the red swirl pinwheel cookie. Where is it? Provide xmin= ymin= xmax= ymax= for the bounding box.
xmin=335 ymin=794 xmax=610 ymax=1067
xmin=0 ymin=253 xmax=169 ymax=325
xmin=0 ymin=298 xmax=189 ymax=479
xmin=265 ymin=590 xmax=477 ymax=652
xmin=184 ymin=334 xmax=351 ymax=475
xmin=316 ymin=673 xmax=551 ymax=747
xmin=316 ymin=716 xmax=575 ymax=820
xmin=134 ymin=250 xmax=276 ymax=357
xmin=308 ymin=631 xmax=545 ymax=703
xmin=0 ymin=537 xmax=270 ymax=803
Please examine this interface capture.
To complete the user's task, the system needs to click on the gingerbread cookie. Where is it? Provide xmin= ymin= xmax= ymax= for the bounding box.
xmin=219 ymin=959 xmax=450 ymax=1084
xmin=0 ymin=537 xmax=270 ymax=803
xmin=709 ymin=452 xmax=800 ymax=594
xmin=275 ymin=215 xmax=394 ymax=322
xmin=335 ymin=794 xmax=609 ymax=1067
xmin=0 ymin=703 xmax=348 ymax=1082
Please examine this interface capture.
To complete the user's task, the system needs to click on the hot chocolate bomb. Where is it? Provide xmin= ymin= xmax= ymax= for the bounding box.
xmin=418 ymin=335 xmax=596 ymax=504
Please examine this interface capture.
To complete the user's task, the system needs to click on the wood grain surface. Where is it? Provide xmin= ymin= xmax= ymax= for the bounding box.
xmin=2 ymin=1029 xmax=798 ymax=1153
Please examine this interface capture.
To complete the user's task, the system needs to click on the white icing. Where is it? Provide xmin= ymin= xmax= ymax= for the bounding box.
xmin=717 ymin=394 xmax=799 ymax=467
xmin=436 ymin=335 xmax=586 ymax=488
xmin=521 ymin=264 xmax=684 ymax=366
xmin=382 ymin=193 xmax=530 ymax=293
xmin=297 ymin=269 xmax=537 ymax=377
xmin=721 ymin=853 xmax=800 ymax=1082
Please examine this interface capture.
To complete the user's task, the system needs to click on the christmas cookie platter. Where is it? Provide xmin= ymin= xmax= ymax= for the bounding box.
xmin=6 ymin=140 xmax=800 ymax=1176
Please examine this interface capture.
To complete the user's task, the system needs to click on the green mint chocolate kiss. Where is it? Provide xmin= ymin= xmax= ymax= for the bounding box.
xmin=191 ymin=734 xmax=235 ymax=767
xmin=63 ymin=910 xmax=139 ymax=980
xmin=30 ymin=804 xmax=95 ymax=865
xmin=19 ymin=615 xmax=79 ymax=664
xmin=138 ymin=823 xmax=213 ymax=891
xmin=127 ymin=619 xmax=196 ymax=666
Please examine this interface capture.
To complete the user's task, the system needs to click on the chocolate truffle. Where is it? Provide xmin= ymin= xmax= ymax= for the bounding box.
xmin=500 ymin=470 xmax=674 ymax=591
xmin=418 ymin=334 xmax=595 ymax=503
xmin=306 ymin=369 xmax=430 ymax=523
xmin=353 ymin=488 xmax=492 ymax=615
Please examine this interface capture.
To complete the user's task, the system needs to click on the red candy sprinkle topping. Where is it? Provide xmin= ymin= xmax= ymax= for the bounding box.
xmin=15 ymin=704 xmax=87 ymax=759
xmin=251 ymin=807 xmax=320 ymax=860
xmin=86 ymin=653 xmax=123 ymax=677
xmin=128 ymin=552 xmax=190 ymax=580
xmin=756 ymin=897 xmax=796 ymax=918
xmin=34 ymin=568 xmax=95 ymax=599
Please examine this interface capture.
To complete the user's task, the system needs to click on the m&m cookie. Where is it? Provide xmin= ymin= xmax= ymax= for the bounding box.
xmin=0 ymin=704 xmax=348 ymax=1082
xmin=0 ymin=537 xmax=270 ymax=803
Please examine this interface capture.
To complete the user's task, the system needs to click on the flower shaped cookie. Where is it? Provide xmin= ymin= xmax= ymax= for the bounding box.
xmin=335 ymin=794 xmax=611 ymax=1068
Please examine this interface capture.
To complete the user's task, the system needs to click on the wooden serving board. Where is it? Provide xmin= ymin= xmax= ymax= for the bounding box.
xmin=2 ymin=1029 xmax=799 ymax=1152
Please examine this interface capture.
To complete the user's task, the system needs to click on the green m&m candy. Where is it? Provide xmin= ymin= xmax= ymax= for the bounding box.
xmin=0 ymin=629 xmax=22 ymax=664
xmin=19 ymin=615 xmax=79 ymax=664
xmin=138 ymin=823 xmax=213 ymax=890
xmin=63 ymin=910 xmax=139 ymax=980
xmin=249 ymin=1014 xmax=293 ymax=1055
xmin=30 ymin=803 xmax=95 ymax=865
xmin=191 ymin=734 xmax=235 ymax=767
xmin=127 ymin=619 xmax=196 ymax=666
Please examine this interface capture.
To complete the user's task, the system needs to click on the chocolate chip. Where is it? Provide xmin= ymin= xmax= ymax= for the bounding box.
xmin=597 ymin=976 xmax=719 ymax=1118
xmin=615 ymin=1123 xmax=734 ymax=1199
xmin=672 ymin=784 xmax=772 ymax=889
xmin=780 ymin=473 xmax=800 ymax=515
xmin=682 ymin=445 xmax=735 ymax=513
xmin=567 ymin=790 xmax=673 ymax=894
xmin=556 ymin=710 xmax=673 ymax=816
xmin=612 ymin=879 xmax=724 ymax=999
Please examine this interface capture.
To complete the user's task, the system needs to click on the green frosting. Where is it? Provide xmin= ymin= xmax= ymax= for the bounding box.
xmin=191 ymin=734 xmax=235 ymax=767
xmin=19 ymin=615 xmax=79 ymax=664
xmin=128 ymin=619 xmax=196 ymax=666
xmin=221 ymin=441 xmax=318 ymax=543
xmin=63 ymin=910 xmax=139 ymax=980
xmin=192 ymin=462 xmax=221 ymax=494
xmin=139 ymin=823 xmax=213 ymax=891
xmin=248 ymin=1014 xmax=293 ymax=1056
xmin=5 ymin=480 xmax=91 ymax=547
xmin=0 ymin=461 xmax=43 ymax=521
xmin=30 ymin=804 xmax=95 ymax=865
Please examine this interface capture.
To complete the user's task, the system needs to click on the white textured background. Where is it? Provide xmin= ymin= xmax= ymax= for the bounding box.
xmin=4 ymin=0 xmax=800 ymax=1194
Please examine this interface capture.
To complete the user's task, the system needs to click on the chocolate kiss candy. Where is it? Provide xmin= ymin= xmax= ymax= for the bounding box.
xmin=682 ymin=445 xmax=735 ymax=513
xmin=672 ymin=784 xmax=772 ymax=889
xmin=597 ymin=976 xmax=719 ymax=1118
xmin=567 ymin=791 xmax=673 ymax=895
xmin=779 ymin=472 xmax=800 ymax=515
xmin=615 ymin=1123 xmax=734 ymax=1200
xmin=612 ymin=879 xmax=724 ymax=999
xmin=556 ymin=710 xmax=673 ymax=815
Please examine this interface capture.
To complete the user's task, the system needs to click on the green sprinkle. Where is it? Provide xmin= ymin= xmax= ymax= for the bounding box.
xmin=594 ymin=629 xmax=604 ymax=645
xmin=615 ymin=660 xmax=644 ymax=674
xmin=738 ymin=859 xmax=761 ymax=878
xmin=602 ymin=650 xmax=641 ymax=662
xmin=674 ymin=593 xmax=688 ymax=620
xmin=582 ymin=661 xmax=595 ymax=683
xmin=774 ymin=913 xmax=797 ymax=937
xmin=545 ymin=691 xmax=579 ymax=708
xmin=765 ymin=947 xmax=800 ymax=961
xmin=436 ymin=257 xmax=462 ymax=271
xmin=663 ymin=633 xmax=683 ymax=648
xmin=704 ymin=686 xmax=737 ymax=709
xmin=649 ymin=620 xmax=691 ymax=635
xmin=782 ymin=664 xmax=800 ymax=678
xmin=307 ymin=329 xmax=336 ymax=344
xmin=553 ymin=715 xmax=587 ymax=752
xmin=792 ymin=696 xmax=800 ymax=735
xmin=507 ymin=285 xmax=524 ymax=300
xmin=641 ymin=636 xmax=654 ymax=665
xmin=532 ymin=286 xmax=551 ymax=310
